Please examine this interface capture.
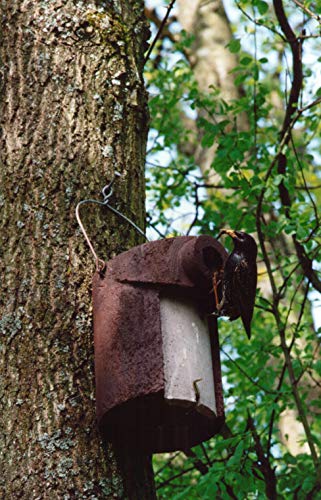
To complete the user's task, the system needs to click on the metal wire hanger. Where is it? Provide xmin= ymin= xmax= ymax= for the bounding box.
xmin=75 ymin=171 xmax=148 ymax=272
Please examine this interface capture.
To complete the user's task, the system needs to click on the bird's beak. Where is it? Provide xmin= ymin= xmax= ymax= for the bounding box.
xmin=218 ymin=229 xmax=237 ymax=239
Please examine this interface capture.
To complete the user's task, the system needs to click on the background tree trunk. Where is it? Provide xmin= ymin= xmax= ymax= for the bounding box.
xmin=177 ymin=0 xmax=248 ymax=173
xmin=0 ymin=1 xmax=155 ymax=497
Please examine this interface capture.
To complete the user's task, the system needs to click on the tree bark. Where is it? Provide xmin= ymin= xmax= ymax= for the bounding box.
xmin=0 ymin=0 xmax=155 ymax=498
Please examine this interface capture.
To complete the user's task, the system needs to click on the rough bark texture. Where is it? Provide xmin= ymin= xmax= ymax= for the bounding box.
xmin=0 ymin=0 xmax=155 ymax=498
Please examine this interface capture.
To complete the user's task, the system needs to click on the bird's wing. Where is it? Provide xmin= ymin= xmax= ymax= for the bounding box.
xmin=233 ymin=259 xmax=257 ymax=339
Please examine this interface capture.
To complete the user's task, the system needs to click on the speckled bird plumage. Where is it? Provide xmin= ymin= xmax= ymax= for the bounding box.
xmin=216 ymin=230 xmax=257 ymax=339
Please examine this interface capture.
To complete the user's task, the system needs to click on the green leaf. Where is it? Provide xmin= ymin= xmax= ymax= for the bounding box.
xmin=274 ymin=174 xmax=284 ymax=186
xmin=257 ymin=0 xmax=269 ymax=15
xmin=228 ymin=38 xmax=241 ymax=53
xmin=240 ymin=56 xmax=252 ymax=66
xmin=234 ymin=73 xmax=248 ymax=85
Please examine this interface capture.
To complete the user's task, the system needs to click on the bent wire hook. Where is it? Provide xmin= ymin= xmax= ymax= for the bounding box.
xmin=75 ymin=171 xmax=148 ymax=272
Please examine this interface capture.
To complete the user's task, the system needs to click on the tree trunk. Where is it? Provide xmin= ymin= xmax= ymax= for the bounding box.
xmin=0 ymin=1 xmax=155 ymax=498
xmin=177 ymin=0 xmax=248 ymax=173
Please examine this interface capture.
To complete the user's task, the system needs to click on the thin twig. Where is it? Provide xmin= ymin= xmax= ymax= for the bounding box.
xmin=291 ymin=133 xmax=320 ymax=230
xmin=291 ymin=0 xmax=321 ymax=22
xmin=221 ymin=347 xmax=278 ymax=395
xmin=183 ymin=448 xmax=208 ymax=475
xmin=273 ymin=297 xmax=320 ymax=476
xmin=156 ymin=465 xmax=197 ymax=490
xmin=186 ymin=183 xmax=201 ymax=235
xmin=200 ymin=443 xmax=212 ymax=467
xmin=235 ymin=0 xmax=286 ymax=40
xmin=144 ymin=0 xmax=177 ymax=64
xmin=154 ymin=452 xmax=181 ymax=477
xmin=247 ymin=412 xmax=277 ymax=499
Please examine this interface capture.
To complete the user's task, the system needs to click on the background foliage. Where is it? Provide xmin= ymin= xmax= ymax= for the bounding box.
xmin=145 ymin=0 xmax=321 ymax=498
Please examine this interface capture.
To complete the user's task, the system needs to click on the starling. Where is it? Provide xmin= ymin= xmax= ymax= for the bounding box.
xmin=214 ymin=229 xmax=257 ymax=339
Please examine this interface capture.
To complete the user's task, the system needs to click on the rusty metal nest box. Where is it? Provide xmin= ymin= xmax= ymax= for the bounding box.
xmin=93 ymin=235 xmax=227 ymax=453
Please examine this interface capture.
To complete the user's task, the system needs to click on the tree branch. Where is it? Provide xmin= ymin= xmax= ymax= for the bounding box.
xmin=275 ymin=307 xmax=321 ymax=479
xmin=247 ymin=413 xmax=277 ymax=499
xmin=272 ymin=0 xmax=321 ymax=293
xmin=182 ymin=448 xmax=209 ymax=475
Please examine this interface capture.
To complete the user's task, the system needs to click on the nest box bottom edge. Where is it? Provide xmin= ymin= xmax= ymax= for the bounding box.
xmin=98 ymin=391 xmax=225 ymax=454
